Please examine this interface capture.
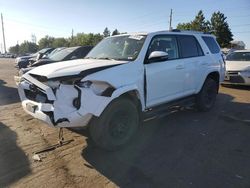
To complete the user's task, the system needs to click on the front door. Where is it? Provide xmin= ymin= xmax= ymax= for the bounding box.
xmin=144 ymin=35 xmax=185 ymax=107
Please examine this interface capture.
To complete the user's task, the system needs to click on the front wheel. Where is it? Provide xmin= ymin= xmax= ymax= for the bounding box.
xmin=196 ymin=78 xmax=218 ymax=112
xmin=89 ymin=97 xmax=139 ymax=151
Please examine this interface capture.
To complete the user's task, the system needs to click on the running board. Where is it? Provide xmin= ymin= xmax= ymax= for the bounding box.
xmin=143 ymin=96 xmax=196 ymax=121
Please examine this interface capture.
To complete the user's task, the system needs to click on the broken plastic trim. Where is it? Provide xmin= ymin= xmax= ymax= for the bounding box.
xmin=29 ymin=74 xmax=48 ymax=82
xmin=73 ymin=85 xmax=82 ymax=109
xmin=101 ymin=87 xmax=115 ymax=97
xmin=43 ymin=111 xmax=69 ymax=126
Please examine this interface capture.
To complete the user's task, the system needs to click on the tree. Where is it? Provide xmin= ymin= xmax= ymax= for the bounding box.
xmin=9 ymin=44 xmax=20 ymax=54
xmin=12 ymin=41 xmax=38 ymax=55
xmin=69 ymin=33 xmax=103 ymax=47
xmin=52 ymin=38 xmax=69 ymax=48
xmin=103 ymin=27 xmax=110 ymax=37
xmin=38 ymin=35 xmax=55 ymax=49
xmin=112 ymin=29 xmax=120 ymax=36
xmin=191 ymin=10 xmax=210 ymax=32
xmin=210 ymin=11 xmax=233 ymax=47
xmin=177 ymin=10 xmax=210 ymax=32
xmin=176 ymin=22 xmax=192 ymax=30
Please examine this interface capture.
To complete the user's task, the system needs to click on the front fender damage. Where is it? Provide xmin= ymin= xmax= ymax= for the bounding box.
xmin=46 ymin=82 xmax=139 ymax=127
xmin=50 ymin=82 xmax=115 ymax=127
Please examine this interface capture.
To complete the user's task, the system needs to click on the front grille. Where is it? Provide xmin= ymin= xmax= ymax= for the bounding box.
xmin=224 ymin=75 xmax=245 ymax=83
xmin=229 ymin=76 xmax=245 ymax=83
xmin=227 ymin=71 xmax=239 ymax=75
xmin=24 ymin=83 xmax=52 ymax=103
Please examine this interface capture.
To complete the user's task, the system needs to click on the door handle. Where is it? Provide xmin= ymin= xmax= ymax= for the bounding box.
xmin=176 ymin=65 xmax=184 ymax=70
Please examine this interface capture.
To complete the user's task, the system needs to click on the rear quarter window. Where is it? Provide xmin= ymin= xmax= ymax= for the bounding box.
xmin=202 ymin=36 xmax=220 ymax=54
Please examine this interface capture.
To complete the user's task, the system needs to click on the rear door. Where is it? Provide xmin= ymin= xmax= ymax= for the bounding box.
xmin=177 ymin=35 xmax=206 ymax=94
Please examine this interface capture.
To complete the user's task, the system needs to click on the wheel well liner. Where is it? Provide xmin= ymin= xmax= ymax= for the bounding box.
xmin=207 ymin=71 xmax=220 ymax=92
xmin=120 ymin=90 xmax=142 ymax=111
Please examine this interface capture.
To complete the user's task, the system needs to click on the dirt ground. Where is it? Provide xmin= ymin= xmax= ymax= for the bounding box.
xmin=0 ymin=58 xmax=250 ymax=188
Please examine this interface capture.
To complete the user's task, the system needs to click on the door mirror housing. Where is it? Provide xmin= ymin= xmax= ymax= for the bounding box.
xmin=148 ymin=51 xmax=168 ymax=63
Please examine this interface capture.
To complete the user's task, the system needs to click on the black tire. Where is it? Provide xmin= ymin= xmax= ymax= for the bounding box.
xmin=89 ymin=97 xmax=139 ymax=151
xmin=196 ymin=78 xmax=218 ymax=112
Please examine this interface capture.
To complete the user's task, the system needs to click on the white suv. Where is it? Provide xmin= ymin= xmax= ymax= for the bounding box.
xmin=17 ymin=30 xmax=225 ymax=150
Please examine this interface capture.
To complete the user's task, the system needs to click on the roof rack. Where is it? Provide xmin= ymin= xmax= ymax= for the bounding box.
xmin=170 ymin=29 xmax=212 ymax=34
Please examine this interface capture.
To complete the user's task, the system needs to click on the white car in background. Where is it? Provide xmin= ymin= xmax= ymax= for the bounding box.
xmin=224 ymin=50 xmax=250 ymax=85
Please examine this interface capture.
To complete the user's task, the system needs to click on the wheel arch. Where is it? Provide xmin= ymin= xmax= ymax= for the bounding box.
xmin=198 ymin=71 xmax=220 ymax=93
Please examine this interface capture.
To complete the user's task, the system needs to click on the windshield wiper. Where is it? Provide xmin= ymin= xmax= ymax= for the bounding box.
xmin=97 ymin=57 xmax=116 ymax=61
xmin=85 ymin=57 xmax=97 ymax=59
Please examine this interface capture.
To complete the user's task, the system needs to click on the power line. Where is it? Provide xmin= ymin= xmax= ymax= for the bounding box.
xmin=233 ymin=31 xmax=250 ymax=33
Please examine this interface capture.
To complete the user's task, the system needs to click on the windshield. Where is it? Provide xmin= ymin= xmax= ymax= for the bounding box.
xmin=86 ymin=35 xmax=146 ymax=61
xmin=38 ymin=48 xmax=50 ymax=54
xmin=226 ymin=52 xmax=250 ymax=61
xmin=49 ymin=47 xmax=78 ymax=61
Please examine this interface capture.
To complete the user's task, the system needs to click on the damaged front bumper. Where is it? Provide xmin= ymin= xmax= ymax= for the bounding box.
xmin=17 ymin=74 xmax=94 ymax=127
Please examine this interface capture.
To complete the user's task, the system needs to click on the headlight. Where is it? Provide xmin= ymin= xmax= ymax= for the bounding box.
xmin=46 ymin=80 xmax=60 ymax=89
xmin=241 ymin=67 xmax=250 ymax=74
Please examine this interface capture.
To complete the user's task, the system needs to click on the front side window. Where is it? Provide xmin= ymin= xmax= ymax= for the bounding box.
xmin=178 ymin=35 xmax=203 ymax=58
xmin=86 ymin=35 xmax=146 ymax=61
xmin=147 ymin=35 xmax=179 ymax=60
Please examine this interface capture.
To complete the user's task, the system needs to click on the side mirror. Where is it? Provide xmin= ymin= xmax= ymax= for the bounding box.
xmin=148 ymin=51 xmax=168 ymax=63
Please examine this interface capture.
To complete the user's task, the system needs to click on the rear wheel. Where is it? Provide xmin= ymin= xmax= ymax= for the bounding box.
xmin=89 ymin=97 xmax=139 ymax=151
xmin=196 ymin=78 xmax=218 ymax=111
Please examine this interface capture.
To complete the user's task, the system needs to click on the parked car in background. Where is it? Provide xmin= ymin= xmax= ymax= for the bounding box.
xmin=43 ymin=47 xmax=66 ymax=59
xmin=223 ymin=50 xmax=250 ymax=85
xmin=0 ymin=53 xmax=15 ymax=58
xmin=19 ymin=46 xmax=93 ymax=75
xmin=15 ymin=48 xmax=54 ymax=69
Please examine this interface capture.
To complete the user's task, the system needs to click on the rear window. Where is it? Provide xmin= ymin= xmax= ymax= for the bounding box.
xmin=178 ymin=35 xmax=204 ymax=58
xmin=202 ymin=36 xmax=220 ymax=54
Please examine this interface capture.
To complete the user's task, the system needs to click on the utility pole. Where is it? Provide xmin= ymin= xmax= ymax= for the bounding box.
xmin=169 ymin=9 xmax=173 ymax=31
xmin=71 ymin=29 xmax=74 ymax=40
xmin=70 ymin=29 xmax=74 ymax=47
xmin=1 ymin=13 xmax=6 ymax=53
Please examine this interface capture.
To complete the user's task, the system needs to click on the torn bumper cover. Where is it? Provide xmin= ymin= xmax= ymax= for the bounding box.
xmin=17 ymin=74 xmax=99 ymax=127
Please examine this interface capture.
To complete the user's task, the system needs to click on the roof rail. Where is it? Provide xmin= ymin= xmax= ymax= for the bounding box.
xmin=170 ymin=29 xmax=212 ymax=34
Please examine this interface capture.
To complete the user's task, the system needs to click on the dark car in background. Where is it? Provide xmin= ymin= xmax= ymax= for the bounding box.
xmin=19 ymin=46 xmax=93 ymax=75
xmin=15 ymin=48 xmax=55 ymax=69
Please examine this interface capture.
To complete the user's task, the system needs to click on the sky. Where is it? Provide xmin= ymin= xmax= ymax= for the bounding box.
xmin=0 ymin=0 xmax=249 ymax=52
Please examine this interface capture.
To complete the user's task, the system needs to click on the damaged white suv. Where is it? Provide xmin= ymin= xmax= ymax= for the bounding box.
xmin=17 ymin=30 xmax=225 ymax=150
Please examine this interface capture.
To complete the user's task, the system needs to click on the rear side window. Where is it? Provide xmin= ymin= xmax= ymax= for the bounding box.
xmin=202 ymin=36 xmax=220 ymax=54
xmin=178 ymin=35 xmax=204 ymax=58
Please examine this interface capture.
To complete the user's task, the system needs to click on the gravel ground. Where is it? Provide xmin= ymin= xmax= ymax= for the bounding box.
xmin=0 ymin=58 xmax=250 ymax=188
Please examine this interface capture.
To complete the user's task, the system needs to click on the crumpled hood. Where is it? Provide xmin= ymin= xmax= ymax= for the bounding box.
xmin=226 ymin=60 xmax=250 ymax=71
xmin=27 ymin=59 xmax=128 ymax=79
